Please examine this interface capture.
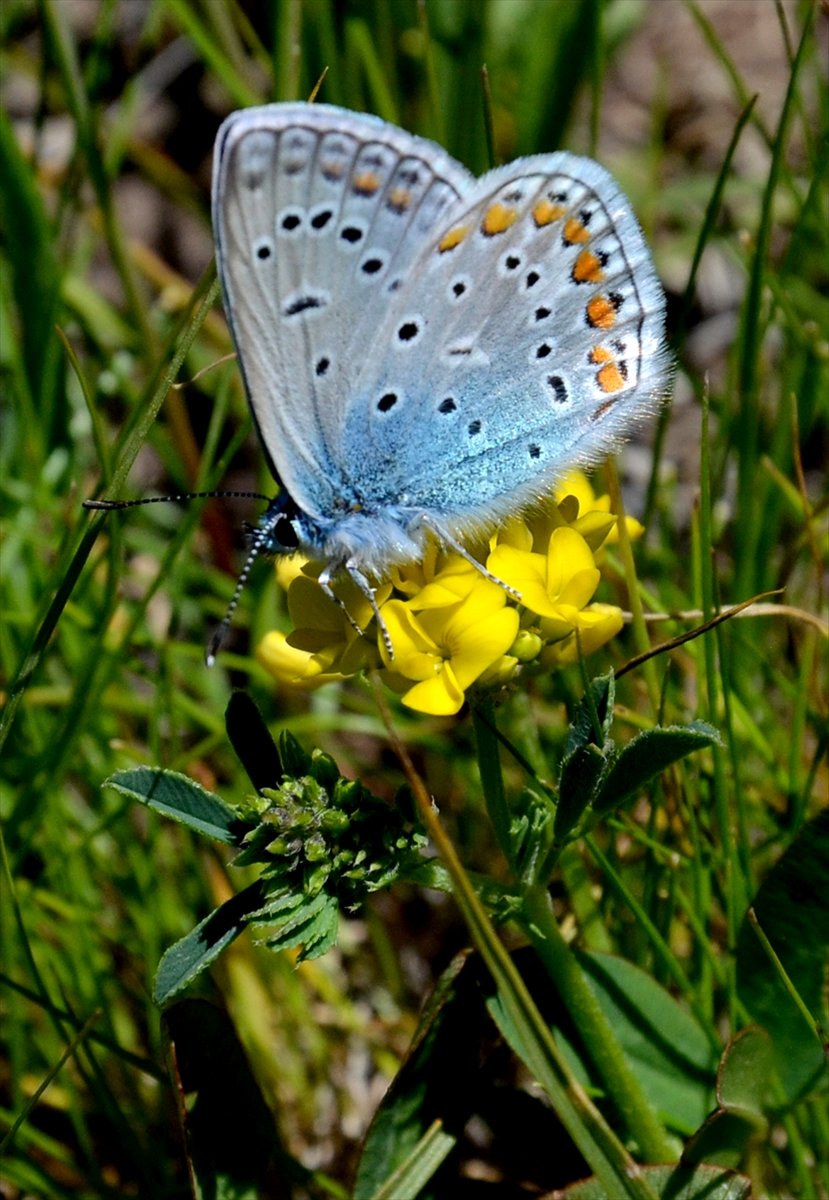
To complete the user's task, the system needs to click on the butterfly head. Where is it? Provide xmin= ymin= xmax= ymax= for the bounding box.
xmin=258 ymin=492 xmax=304 ymax=554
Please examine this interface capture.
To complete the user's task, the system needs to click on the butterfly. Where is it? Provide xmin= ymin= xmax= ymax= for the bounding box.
xmin=99 ymin=103 xmax=669 ymax=663
xmin=209 ymin=103 xmax=671 ymax=660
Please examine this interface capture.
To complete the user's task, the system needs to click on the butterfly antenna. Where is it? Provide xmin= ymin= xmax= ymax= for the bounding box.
xmin=84 ymin=490 xmax=271 ymax=511
xmin=205 ymin=529 xmax=270 ymax=667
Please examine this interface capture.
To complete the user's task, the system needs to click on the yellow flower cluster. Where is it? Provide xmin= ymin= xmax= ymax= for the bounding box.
xmin=257 ymin=472 xmax=641 ymax=716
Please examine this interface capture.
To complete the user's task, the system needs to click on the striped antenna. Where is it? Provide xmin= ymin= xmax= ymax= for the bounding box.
xmin=83 ymin=490 xmax=270 ymax=510
xmin=205 ymin=526 xmax=272 ymax=667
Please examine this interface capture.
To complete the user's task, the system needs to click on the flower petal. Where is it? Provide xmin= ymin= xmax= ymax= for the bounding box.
xmin=257 ymin=631 xmax=344 ymax=686
xmin=402 ymin=662 xmax=465 ymax=715
xmin=447 ymin=606 xmax=521 ymax=689
xmin=545 ymin=527 xmax=599 ymax=593
xmin=380 ymin=600 xmax=441 ymax=679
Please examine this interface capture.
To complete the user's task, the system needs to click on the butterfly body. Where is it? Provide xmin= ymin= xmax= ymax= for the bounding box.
xmin=212 ymin=103 xmax=670 ymax=616
xmin=257 ymin=489 xmax=433 ymax=577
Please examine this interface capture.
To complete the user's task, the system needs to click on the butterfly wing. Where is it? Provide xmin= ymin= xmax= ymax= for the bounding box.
xmin=212 ymin=104 xmax=475 ymax=520
xmin=341 ymin=153 xmax=671 ymax=535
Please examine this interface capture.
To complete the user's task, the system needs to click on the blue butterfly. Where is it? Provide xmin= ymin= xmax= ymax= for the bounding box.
xmin=209 ymin=104 xmax=670 ymax=660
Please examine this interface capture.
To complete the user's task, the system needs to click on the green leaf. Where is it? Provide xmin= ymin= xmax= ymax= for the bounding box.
xmin=558 ymin=1162 xmax=751 ymax=1199
xmin=225 ymin=690 xmax=282 ymax=793
xmin=591 ymin=723 xmax=720 ymax=817
xmin=278 ymin=730 xmax=312 ymax=777
xmin=164 ymin=999 xmax=307 ymax=1199
xmin=736 ymin=807 xmax=829 ymax=1101
xmin=513 ymin=0 xmax=599 ymax=156
xmin=681 ymin=1108 xmax=766 ymax=1171
xmin=496 ymin=945 xmax=715 ymax=1132
xmin=494 ymin=949 xmax=716 ymax=1137
xmin=576 ymin=953 xmax=718 ymax=1135
xmin=257 ymin=890 xmax=339 ymax=961
xmin=556 ymin=743 xmax=607 ymax=842
xmin=682 ymin=1030 xmax=773 ymax=1168
xmin=106 ymin=767 xmax=248 ymax=844
xmin=716 ymin=1027 xmax=774 ymax=1116
xmin=295 ymin=899 xmax=340 ymax=960
xmin=154 ymin=882 xmax=266 ymax=1006
xmin=365 ymin=1120 xmax=455 ymax=1200
xmin=564 ymin=672 xmax=615 ymax=758
xmin=353 ymin=951 xmax=482 ymax=1198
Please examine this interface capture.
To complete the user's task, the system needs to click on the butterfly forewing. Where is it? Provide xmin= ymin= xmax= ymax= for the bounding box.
xmin=213 ymin=104 xmax=474 ymax=519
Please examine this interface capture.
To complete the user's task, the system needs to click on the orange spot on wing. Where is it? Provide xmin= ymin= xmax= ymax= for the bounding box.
xmin=532 ymin=199 xmax=566 ymax=227
xmin=387 ymin=187 xmax=412 ymax=212
xmin=586 ymin=295 xmax=616 ymax=328
xmin=573 ymin=251 xmax=605 ymax=285
xmin=563 ymin=217 xmax=590 ymax=244
xmin=597 ymin=363 xmax=625 ymax=394
xmin=353 ymin=171 xmax=381 ymax=195
xmin=438 ymin=225 xmax=470 ymax=253
xmin=481 ymin=203 xmax=518 ymax=236
xmin=590 ymin=346 xmax=613 ymax=364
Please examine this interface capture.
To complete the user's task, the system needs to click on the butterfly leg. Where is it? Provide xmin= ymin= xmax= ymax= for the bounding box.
xmin=415 ymin=516 xmax=523 ymax=602
xmin=318 ymin=563 xmax=395 ymax=658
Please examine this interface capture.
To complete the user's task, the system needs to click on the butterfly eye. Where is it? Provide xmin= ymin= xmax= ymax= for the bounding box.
xmin=272 ymin=513 xmax=299 ymax=550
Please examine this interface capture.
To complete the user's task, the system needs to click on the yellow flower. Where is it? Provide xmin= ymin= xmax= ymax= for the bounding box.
xmin=491 ymin=497 xmax=616 ymax=561
xmin=555 ymin=470 xmax=643 ymax=544
xmin=554 ymin=469 xmax=601 ymax=513
xmin=256 ymin=566 xmax=386 ymax=687
xmin=487 ymin=526 xmax=601 ymax=623
xmin=257 ymin=629 xmax=347 ymax=688
xmin=541 ymin=604 xmax=625 ymax=666
xmin=486 ymin=518 xmax=625 ymax=666
xmin=379 ymin=578 xmax=520 ymax=715
xmin=274 ymin=554 xmax=310 ymax=592
xmin=392 ymin=547 xmax=483 ymax=609
xmin=257 ymin=470 xmax=636 ymax=708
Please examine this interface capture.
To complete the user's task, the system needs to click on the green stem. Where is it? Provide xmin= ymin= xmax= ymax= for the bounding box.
xmin=472 ymin=701 xmax=675 ymax=1162
xmin=521 ymin=883 xmax=677 ymax=1163
xmin=472 ymin=700 xmax=514 ymax=870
